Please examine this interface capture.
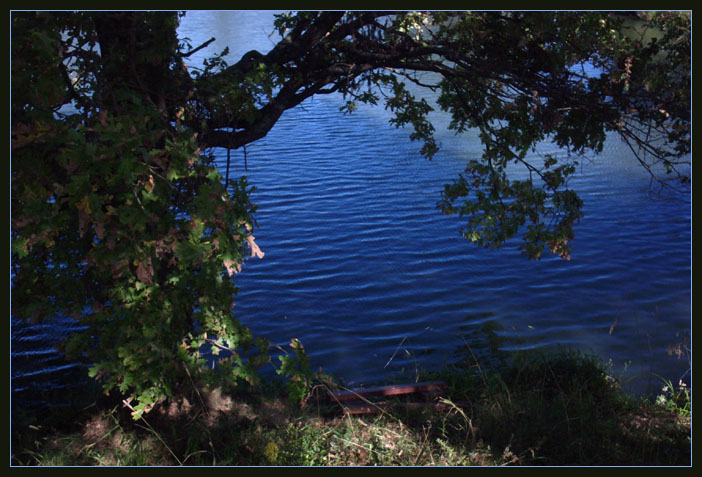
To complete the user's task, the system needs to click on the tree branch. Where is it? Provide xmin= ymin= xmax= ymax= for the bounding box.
xmin=180 ymin=36 xmax=215 ymax=58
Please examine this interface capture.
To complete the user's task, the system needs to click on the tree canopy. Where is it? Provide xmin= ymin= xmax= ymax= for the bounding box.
xmin=11 ymin=11 xmax=690 ymax=416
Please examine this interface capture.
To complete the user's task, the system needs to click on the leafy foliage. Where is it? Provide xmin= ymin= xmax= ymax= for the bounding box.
xmin=12 ymin=12 xmax=269 ymax=417
xmin=11 ymin=11 xmax=690 ymax=416
xmin=427 ymin=12 xmax=690 ymax=258
xmin=276 ymin=338 xmax=315 ymax=405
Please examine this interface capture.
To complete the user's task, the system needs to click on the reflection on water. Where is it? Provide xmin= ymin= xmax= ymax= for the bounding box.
xmin=11 ymin=12 xmax=691 ymax=407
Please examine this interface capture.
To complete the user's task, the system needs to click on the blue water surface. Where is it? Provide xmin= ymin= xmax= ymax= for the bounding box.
xmin=11 ymin=12 xmax=691 ymax=404
xmin=179 ymin=11 xmax=691 ymax=392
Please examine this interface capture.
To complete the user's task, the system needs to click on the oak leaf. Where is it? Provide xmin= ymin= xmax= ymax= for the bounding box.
xmin=245 ymin=235 xmax=265 ymax=259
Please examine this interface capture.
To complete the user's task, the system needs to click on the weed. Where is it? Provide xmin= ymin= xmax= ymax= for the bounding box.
xmin=655 ymin=377 xmax=691 ymax=418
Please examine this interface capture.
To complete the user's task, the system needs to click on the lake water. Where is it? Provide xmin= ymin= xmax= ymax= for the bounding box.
xmin=11 ymin=11 xmax=691 ymax=406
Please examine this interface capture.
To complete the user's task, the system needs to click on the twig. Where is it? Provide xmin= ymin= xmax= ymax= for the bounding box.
xmin=413 ymin=422 xmax=433 ymax=465
xmin=384 ymin=336 xmax=407 ymax=368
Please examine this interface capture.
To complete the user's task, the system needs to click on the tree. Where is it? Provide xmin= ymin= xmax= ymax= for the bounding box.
xmin=11 ymin=11 xmax=690 ymax=416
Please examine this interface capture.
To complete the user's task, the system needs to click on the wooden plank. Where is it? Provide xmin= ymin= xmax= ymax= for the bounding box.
xmin=339 ymin=400 xmax=455 ymax=415
xmin=328 ymin=381 xmax=447 ymax=402
xmin=340 ymin=400 xmax=388 ymax=415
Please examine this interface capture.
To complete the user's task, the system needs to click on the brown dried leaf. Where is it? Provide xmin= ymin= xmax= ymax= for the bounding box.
xmin=136 ymin=257 xmax=154 ymax=285
xmin=246 ymin=235 xmax=265 ymax=259
xmin=223 ymin=259 xmax=241 ymax=277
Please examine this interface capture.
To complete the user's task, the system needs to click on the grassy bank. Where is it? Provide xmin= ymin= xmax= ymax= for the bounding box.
xmin=11 ymin=350 xmax=691 ymax=466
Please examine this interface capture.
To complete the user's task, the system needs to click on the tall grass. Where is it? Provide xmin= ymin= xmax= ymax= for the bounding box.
xmin=11 ymin=349 xmax=691 ymax=466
